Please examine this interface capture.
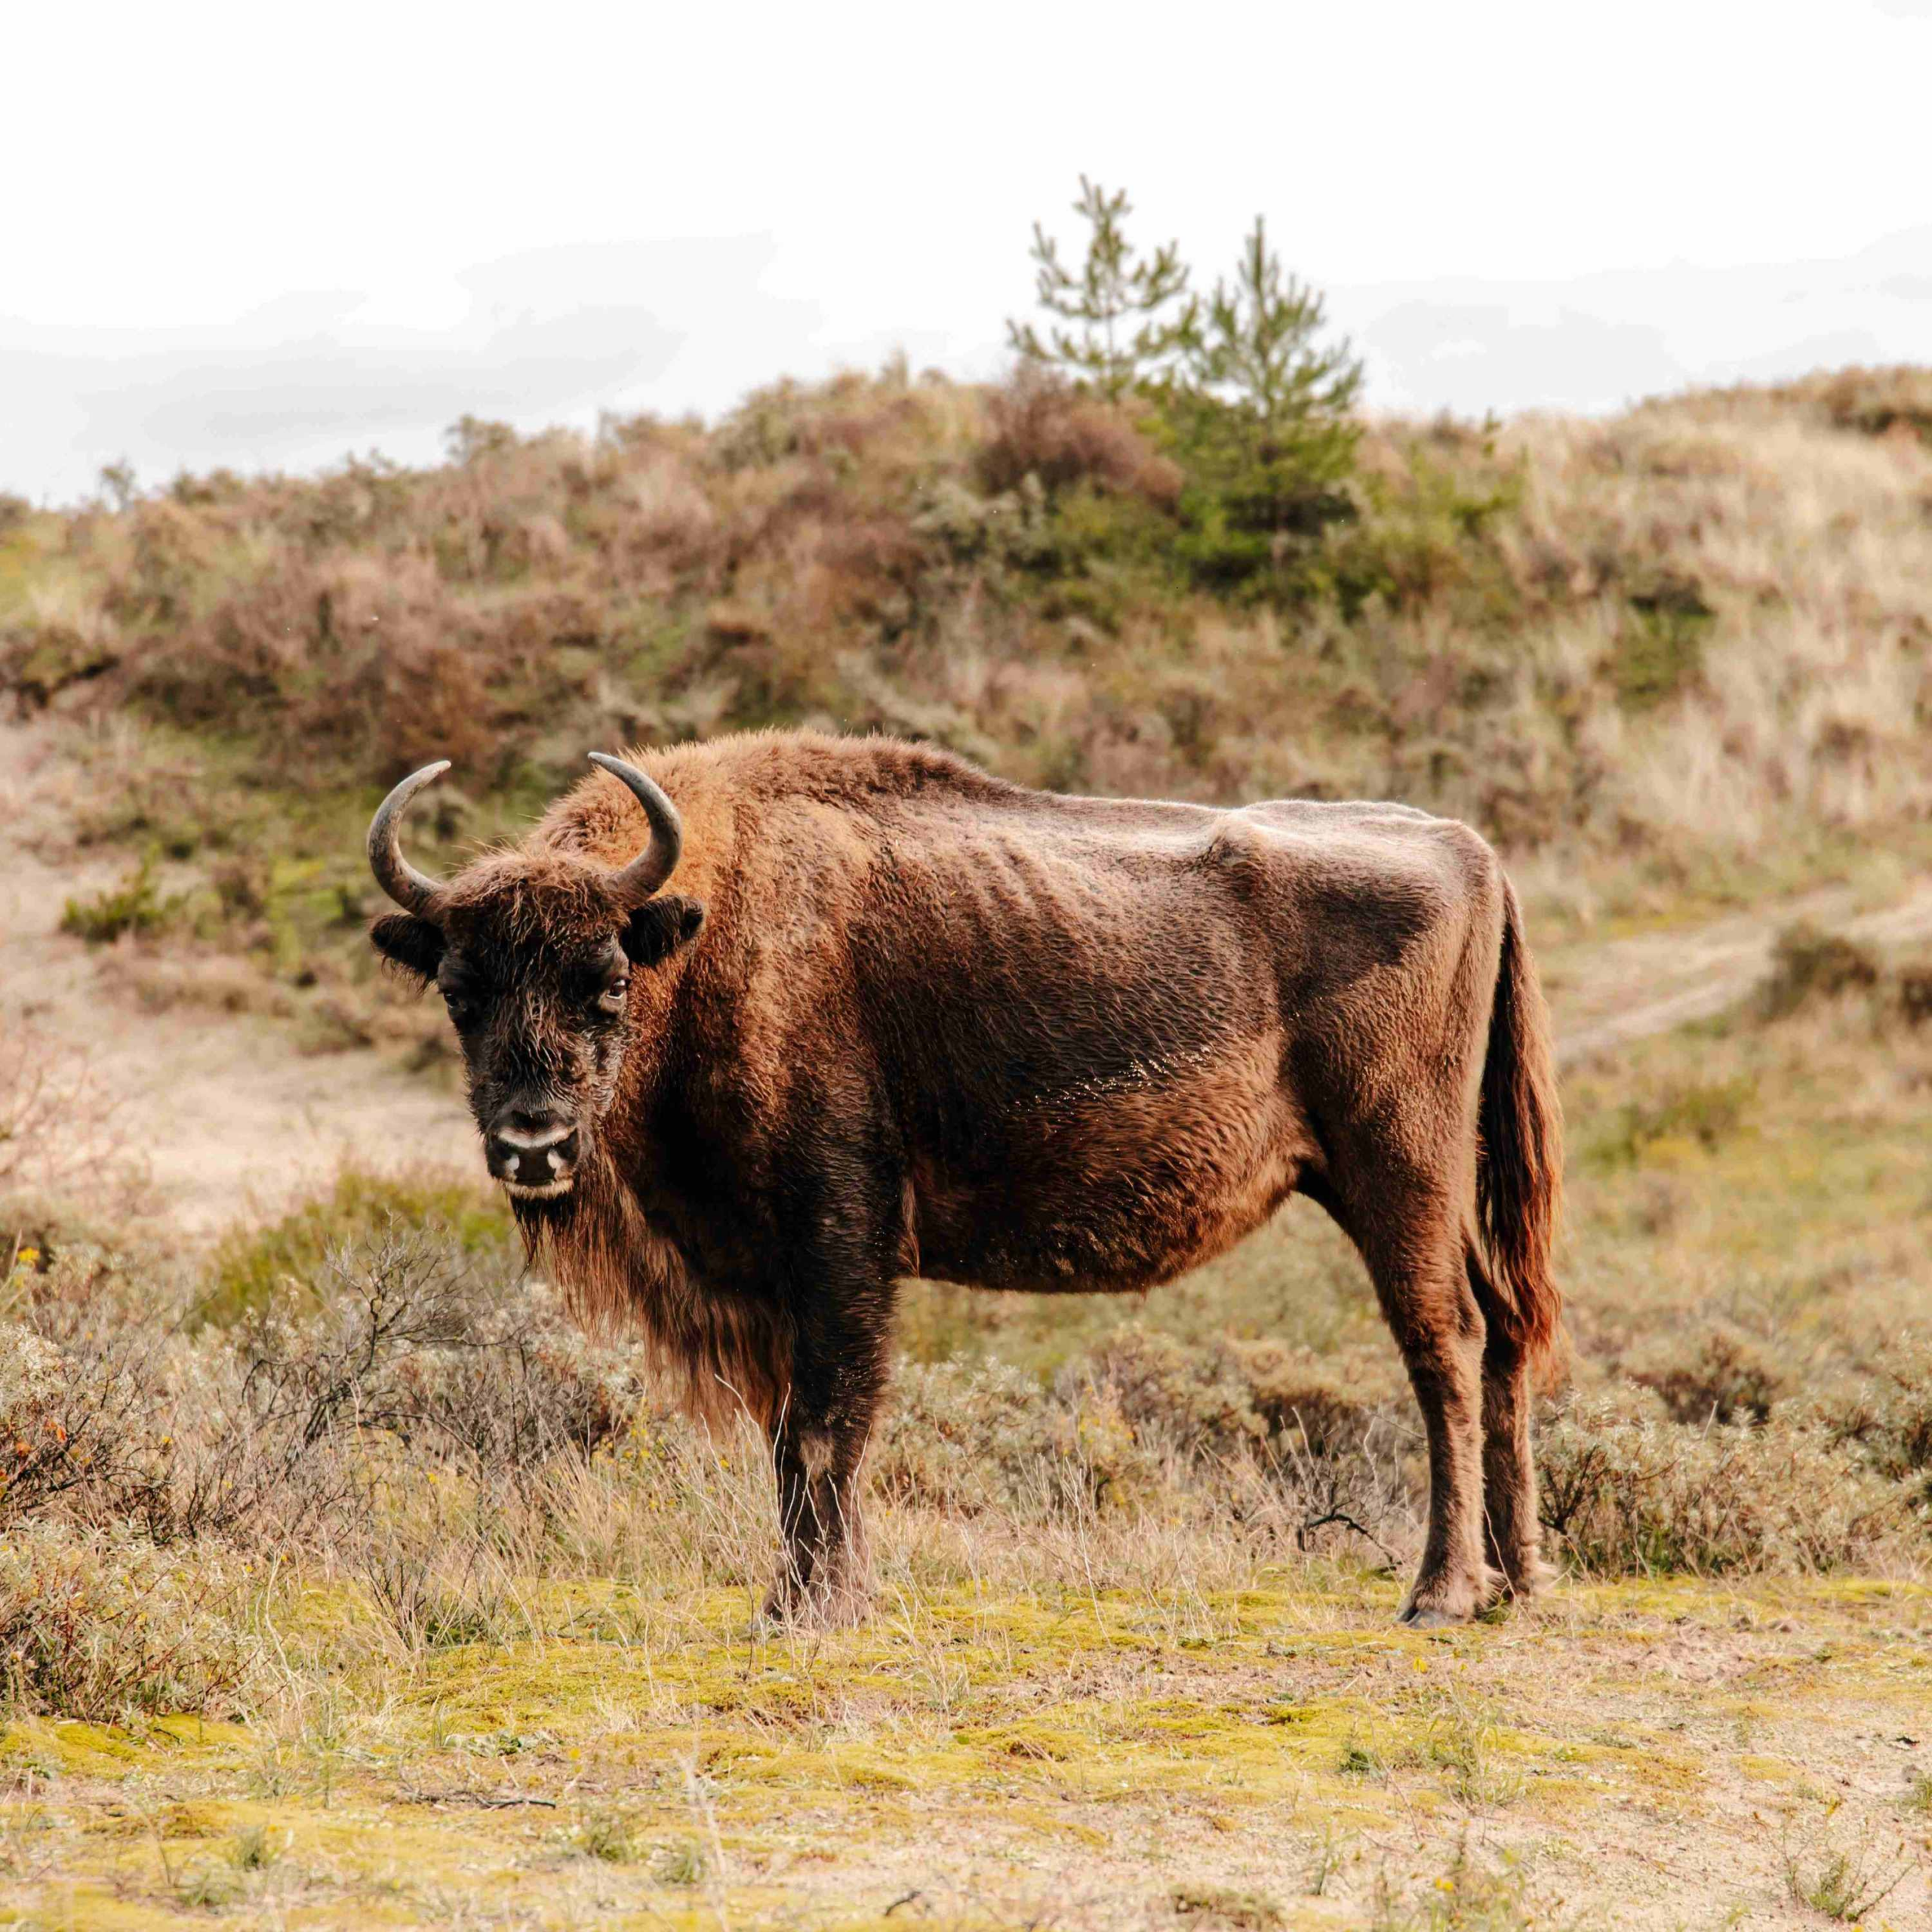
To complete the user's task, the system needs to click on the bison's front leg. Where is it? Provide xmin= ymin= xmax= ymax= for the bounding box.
xmin=762 ymin=1284 xmax=896 ymax=1629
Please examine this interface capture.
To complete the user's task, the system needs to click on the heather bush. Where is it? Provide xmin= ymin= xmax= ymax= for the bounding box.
xmin=977 ymin=368 xmax=1181 ymax=506
xmin=1537 ymin=1397 xmax=1917 ymax=1577
xmin=1803 ymin=363 xmax=1932 ymax=446
xmin=1827 ymin=1340 xmax=1932 ymax=1503
xmin=0 ymin=1521 xmax=262 ymax=1720
xmin=6 ymin=363 xmax=1927 ymax=1000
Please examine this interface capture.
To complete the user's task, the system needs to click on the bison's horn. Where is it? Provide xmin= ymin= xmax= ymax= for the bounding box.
xmin=587 ymin=752 xmax=683 ymax=903
xmin=367 ymin=761 xmax=451 ymax=916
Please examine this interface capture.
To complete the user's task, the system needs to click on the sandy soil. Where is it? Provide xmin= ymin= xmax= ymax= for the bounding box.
xmin=0 ymin=719 xmax=475 ymax=1236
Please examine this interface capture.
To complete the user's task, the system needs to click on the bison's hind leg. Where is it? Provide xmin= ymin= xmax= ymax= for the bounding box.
xmin=1336 ymin=1184 xmax=1502 ymax=1626
xmin=1467 ymin=1241 xmax=1554 ymax=1599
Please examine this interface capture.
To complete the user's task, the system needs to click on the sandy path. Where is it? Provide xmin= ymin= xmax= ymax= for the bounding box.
xmin=6 ymin=714 xmax=1927 ymax=1238
xmin=1547 ymin=879 xmax=1932 ymax=1067
xmin=0 ymin=720 xmax=475 ymax=1238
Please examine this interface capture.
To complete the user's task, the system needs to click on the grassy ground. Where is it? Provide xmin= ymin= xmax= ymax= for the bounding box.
xmin=4 ymin=1574 xmax=1930 ymax=1930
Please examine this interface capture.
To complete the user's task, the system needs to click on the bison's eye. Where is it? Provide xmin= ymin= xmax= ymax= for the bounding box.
xmin=598 ymin=977 xmax=630 ymax=1014
xmin=441 ymin=986 xmax=477 ymax=1026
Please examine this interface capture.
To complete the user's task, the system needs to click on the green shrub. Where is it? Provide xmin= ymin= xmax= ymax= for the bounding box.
xmin=1536 ymin=1397 xmax=1913 ymax=1577
xmin=59 ymin=857 xmax=186 ymax=943
xmin=871 ymin=1358 xmax=1081 ymax=1517
xmin=1613 ymin=576 xmax=1715 ymax=710
xmin=566 ymin=1808 xmax=642 ymax=1864
xmin=872 ymin=1326 xmax=1394 ymax=1525
xmin=199 ymin=1168 xmax=511 ymax=1325
xmin=1826 ymin=1340 xmax=1932 ymax=1501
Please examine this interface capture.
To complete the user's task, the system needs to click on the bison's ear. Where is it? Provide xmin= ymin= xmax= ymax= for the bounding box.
xmin=621 ymin=895 xmax=706 ymax=969
xmin=370 ymin=912 xmax=445 ymax=985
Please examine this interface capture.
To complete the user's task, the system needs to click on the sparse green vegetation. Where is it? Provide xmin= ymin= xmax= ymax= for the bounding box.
xmin=1370 ymin=1843 xmax=1545 ymax=1932
xmin=1781 ymin=1818 xmax=1915 ymax=1922
xmin=59 ymin=856 xmax=187 ymax=943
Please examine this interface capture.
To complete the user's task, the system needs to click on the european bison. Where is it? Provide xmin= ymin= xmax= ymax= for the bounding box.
xmin=366 ymin=731 xmax=1562 ymax=1626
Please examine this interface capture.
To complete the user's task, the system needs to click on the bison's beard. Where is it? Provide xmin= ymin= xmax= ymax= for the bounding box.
xmin=508 ymin=1186 xmax=580 ymax=1252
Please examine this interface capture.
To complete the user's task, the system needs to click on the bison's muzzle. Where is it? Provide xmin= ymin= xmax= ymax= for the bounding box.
xmin=487 ymin=1107 xmax=581 ymax=1197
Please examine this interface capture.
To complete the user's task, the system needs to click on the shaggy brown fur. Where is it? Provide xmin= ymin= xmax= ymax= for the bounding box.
xmin=368 ymin=729 xmax=1564 ymax=1626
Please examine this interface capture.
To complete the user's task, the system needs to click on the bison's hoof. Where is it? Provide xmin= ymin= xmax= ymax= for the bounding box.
xmin=758 ymin=1574 xmax=871 ymax=1633
xmin=1396 ymin=1562 xmax=1505 ymax=1626
xmin=1497 ymin=1555 xmax=1558 ymax=1600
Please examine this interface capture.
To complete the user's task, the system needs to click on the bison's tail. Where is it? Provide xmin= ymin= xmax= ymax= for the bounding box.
xmin=1473 ymin=878 xmax=1564 ymax=1364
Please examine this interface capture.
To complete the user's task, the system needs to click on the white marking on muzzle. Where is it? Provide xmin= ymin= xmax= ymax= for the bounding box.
xmin=502 ymin=1177 xmax=576 ymax=1200
xmin=495 ymin=1123 xmax=575 ymax=1151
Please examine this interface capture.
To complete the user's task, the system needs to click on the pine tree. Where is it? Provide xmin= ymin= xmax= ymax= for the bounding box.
xmin=1179 ymin=217 xmax=1361 ymax=438
xmin=1162 ymin=217 xmax=1364 ymax=583
xmin=1006 ymin=177 xmax=1191 ymax=400
xmin=1006 ymin=186 xmax=1365 ymax=595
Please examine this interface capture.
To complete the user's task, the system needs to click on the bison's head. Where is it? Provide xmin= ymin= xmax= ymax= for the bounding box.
xmin=365 ymin=755 xmax=704 ymax=1201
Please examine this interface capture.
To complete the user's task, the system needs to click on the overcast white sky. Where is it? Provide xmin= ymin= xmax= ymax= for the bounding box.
xmin=5 ymin=0 xmax=1929 ymax=500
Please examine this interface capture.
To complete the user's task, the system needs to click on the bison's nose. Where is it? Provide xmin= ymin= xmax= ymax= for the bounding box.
xmin=485 ymin=1108 xmax=580 ymax=1194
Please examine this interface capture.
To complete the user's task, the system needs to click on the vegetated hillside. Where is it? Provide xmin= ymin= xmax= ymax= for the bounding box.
xmin=4 ymin=364 xmax=1930 ymax=919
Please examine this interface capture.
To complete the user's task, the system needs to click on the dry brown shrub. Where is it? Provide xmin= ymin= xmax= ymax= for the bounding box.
xmin=978 ymin=371 xmax=1181 ymax=506
xmin=0 ymin=1229 xmax=648 ymax=1556
xmin=1804 ymin=365 xmax=1932 ymax=446
xmin=1759 ymin=922 xmax=1882 ymax=1020
xmin=0 ymin=1015 xmax=129 ymax=1215
xmin=1897 ymin=962 xmax=1932 ymax=1029
xmin=0 ymin=1523 xmax=260 ymax=1720
xmin=1629 ymin=1324 xmax=1786 ymax=1426
xmin=364 ymin=635 xmax=495 ymax=779
xmin=619 ymin=453 xmax=719 ymax=570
